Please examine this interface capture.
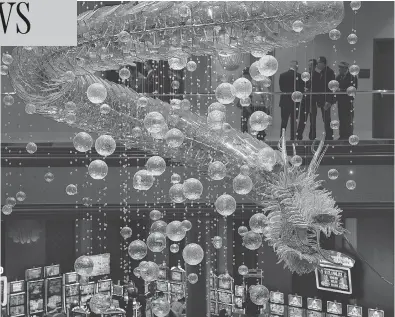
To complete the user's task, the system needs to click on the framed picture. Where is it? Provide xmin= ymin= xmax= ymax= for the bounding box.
xmin=307 ymin=298 xmax=322 ymax=311
xmin=44 ymin=265 xmax=60 ymax=278
xmin=217 ymin=291 xmax=232 ymax=304
xmin=64 ymin=272 xmax=78 ymax=284
xmin=45 ymin=276 xmax=62 ymax=311
xmin=97 ymin=279 xmax=112 ymax=293
xmin=218 ymin=303 xmax=232 ymax=315
xmin=270 ymin=304 xmax=285 ymax=315
xmin=289 ymin=307 xmax=303 ymax=317
xmin=25 ymin=267 xmax=43 ymax=281
xmin=158 ymin=268 xmax=167 ymax=280
xmin=368 ymin=309 xmax=384 ymax=317
xmin=9 ymin=281 xmax=25 ymax=293
xmin=112 ymin=285 xmax=124 ymax=297
xmin=9 ymin=305 xmax=25 ymax=317
xmin=327 ymin=301 xmax=342 ymax=315
xmin=170 ymin=282 xmax=183 ymax=294
xmin=9 ymin=293 xmax=25 ymax=306
xmin=210 ymin=301 xmax=218 ymax=315
xmin=270 ymin=291 xmax=284 ymax=304
xmin=288 ymin=294 xmax=302 ymax=307
xmin=156 ymin=281 xmax=168 ymax=292
xmin=316 ymin=265 xmax=352 ymax=294
xmin=234 ymin=296 xmax=243 ymax=309
xmin=235 ymin=285 xmax=245 ymax=298
xmin=347 ymin=305 xmax=362 ymax=317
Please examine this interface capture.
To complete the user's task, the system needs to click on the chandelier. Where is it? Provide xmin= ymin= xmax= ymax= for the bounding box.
xmin=7 ymin=220 xmax=42 ymax=244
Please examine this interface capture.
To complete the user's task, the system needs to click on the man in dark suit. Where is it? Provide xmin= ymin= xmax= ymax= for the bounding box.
xmin=279 ymin=60 xmax=303 ymax=140
xmin=335 ymin=61 xmax=358 ymax=140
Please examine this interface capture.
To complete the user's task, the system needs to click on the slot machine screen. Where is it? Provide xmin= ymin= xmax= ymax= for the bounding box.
xmin=156 ymin=281 xmax=168 ymax=292
xmin=234 ymin=285 xmax=245 ymax=298
xmin=112 ymin=285 xmax=123 ymax=297
xmin=46 ymin=277 xmax=63 ymax=310
xmin=27 ymin=280 xmax=45 ymax=314
xmin=170 ymin=283 xmax=183 ymax=294
xmin=218 ymin=278 xmax=232 ymax=291
xmin=44 ymin=265 xmax=60 ymax=278
xmin=270 ymin=304 xmax=285 ymax=315
xmin=64 ymin=272 xmax=78 ymax=284
xmin=9 ymin=281 xmax=25 ymax=293
xmin=97 ymin=280 xmax=112 ymax=295
xmin=9 ymin=293 xmax=25 ymax=306
xmin=158 ymin=268 xmax=167 ymax=280
xmin=8 ymin=292 xmax=26 ymax=317
xmin=217 ymin=291 xmax=232 ymax=304
xmin=210 ymin=301 xmax=218 ymax=315
xmin=9 ymin=305 xmax=25 ymax=317
xmin=234 ymin=296 xmax=243 ymax=309
xmin=26 ymin=267 xmax=43 ymax=281
xmin=80 ymin=283 xmax=95 ymax=306
xmin=171 ymin=271 xmax=182 ymax=282
xmin=218 ymin=303 xmax=232 ymax=315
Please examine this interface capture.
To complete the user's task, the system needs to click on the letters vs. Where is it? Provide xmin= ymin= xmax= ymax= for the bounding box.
xmin=0 ymin=2 xmax=30 ymax=34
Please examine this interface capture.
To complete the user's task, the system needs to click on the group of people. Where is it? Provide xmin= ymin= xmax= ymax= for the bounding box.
xmin=279 ymin=56 xmax=358 ymax=141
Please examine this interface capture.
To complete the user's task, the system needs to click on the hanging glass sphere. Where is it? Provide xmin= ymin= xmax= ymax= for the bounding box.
xmin=88 ymin=159 xmax=108 ymax=180
xmin=119 ymin=67 xmax=131 ymax=80
xmin=120 ymin=226 xmax=133 ymax=239
xmin=262 ymin=76 xmax=271 ymax=88
xmin=89 ymin=294 xmax=111 ymax=314
xmin=292 ymin=20 xmax=304 ymax=32
xmin=212 ymin=236 xmax=223 ymax=249
xmin=347 ymin=33 xmax=358 ymax=45
xmin=152 ymin=297 xmax=170 ymax=317
xmin=215 ymin=194 xmax=236 ymax=217
xmin=128 ymin=239 xmax=148 ymax=260
xmin=144 ymin=112 xmax=166 ymax=133
xmin=258 ymin=147 xmax=276 ymax=166
xmin=249 ymin=111 xmax=271 ymax=131
xmin=133 ymin=170 xmax=155 ymax=191
xmin=180 ymin=99 xmax=191 ymax=111
xmin=165 ymin=128 xmax=185 ymax=148
xmin=347 ymin=86 xmax=356 ymax=97
xmin=146 ymin=156 xmax=166 ymax=176
xmin=130 ymin=127 xmax=143 ymax=140
xmin=349 ymin=64 xmax=360 ymax=76
xmin=215 ymin=83 xmax=236 ymax=104
xmin=25 ymin=103 xmax=36 ymax=114
xmin=166 ymin=221 xmax=186 ymax=242
xmin=137 ymin=96 xmax=149 ymax=108
xmin=233 ymin=174 xmax=253 ymax=195
xmin=182 ymin=243 xmax=204 ymax=265
xmin=44 ymin=172 xmax=55 ymax=183
xmin=238 ymin=226 xmax=249 ymax=236
xmin=170 ymin=244 xmax=179 ymax=253
xmin=181 ymin=219 xmax=192 ymax=231
xmin=2 ymin=205 xmax=12 ymax=215
xmin=171 ymin=173 xmax=181 ymax=184
xmin=249 ymin=213 xmax=267 ymax=234
xmin=233 ymin=78 xmax=253 ymax=99
xmin=238 ymin=265 xmax=249 ymax=276
xmin=328 ymin=80 xmax=339 ymax=92
xmin=250 ymin=285 xmax=270 ymax=305
xmin=186 ymin=60 xmax=197 ymax=72
xmin=74 ymin=256 xmax=94 ymax=276
xmin=242 ymin=231 xmax=262 ymax=250
xmin=87 ymin=83 xmax=107 ymax=104
xmin=240 ymin=165 xmax=251 ymax=176
xmin=170 ymin=99 xmax=181 ymax=110
xmin=208 ymin=102 xmax=226 ymax=113
xmin=328 ymin=168 xmax=339 ymax=180
xmin=0 ymin=64 xmax=8 ymax=75
xmin=258 ymin=55 xmax=278 ymax=77
xmin=301 ymin=71 xmax=310 ymax=82
xmin=65 ymin=113 xmax=77 ymax=124
xmin=151 ymin=124 xmax=169 ymax=140
xmin=6 ymin=197 xmax=16 ymax=207
xmin=150 ymin=209 xmax=162 ymax=221
xmin=251 ymin=50 xmax=266 ymax=58
xmin=65 ymin=101 xmax=77 ymax=112
xmin=169 ymin=184 xmax=186 ymax=203
xmin=207 ymin=110 xmax=225 ymax=130
xmin=183 ymin=178 xmax=203 ymax=200
xmin=95 ymin=135 xmax=116 ymax=156
xmin=140 ymin=261 xmax=160 ymax=282
xmin=208 ymin=161 xmax=226 ymax=180
xmin=147 ymin=232 xmax=167 ymax=252
xmin=133 ymin=267 xmax=141 ymax=278
xmin=290 ymin=155 xmax=303 ymax=167
xmin=3 ymin=94 xmax=14 ymax=106
xmin=291 ymin=91 xmax=303 ymax=102
xmin=150 ymin=220 xmax=167 ymax=235
xmin=100 ymin=104 xmax=111 ymax=115
xmin=329 ymin=29 xmax=341 ymax=40
xmin=171 ymin=80 xmax=180 ymax=90
xmin=2 ymin=53 xmax=13 ymax=65
xmin=187 ymin=273 xmax=198 ymax=284
xmin=168 ymin=56 xmax=188 ymax=70
xmin=16 ymin=191 xmax=26 ymax=202
xmin=66 ymin=184 xmax=78 ymax=195
xmin=330 ymin=120 xmax=340 ymax=130
xmin=118 ymin=30 xmax=130 ymax=42
xmin=249 ymin=61 xmax=266 ymax=81
xmin=346 ymin=180 xmax=356 ymax=190
xmin=350 ymin=1 xmax=361 ymax=10
xmin=349 ymin=134 xmax=360 ymax=146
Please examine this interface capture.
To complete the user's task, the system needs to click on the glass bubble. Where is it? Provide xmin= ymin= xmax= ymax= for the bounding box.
xmin=330 ymin=120 xmax=340 ymax=130
xmin=258 ymin=147 xmax=277 ymax=166
xmin=25 ymin=142 xmax=37 ymax=154
xmin=151 ymin=220 xmax=167 ymax=235
xmin=6 ymin=197 xmax=16 ymax=207
xmin=166 ymin=221 xmax=186 ymax=242
xmin=170 ymin=173 xmax=181 ymax=184
xmin=186 ymin=60 xmax=197 ymax=72
xmin=291 ymin=91 xmax=303 ymax=102
xmin=118 ymin=30 xmax=130 ymax=42
xmin=2 ymin=205 xmax=12 ymax=215
xmin=347 ymin=86 xmax=356 ymax=97
xmin=170 ymin=99 xmax=181 ymax=110
xmin=188 ymin=273 xmax=198 ymax=284
xmin=169 ymin=184 xmax=186 ymax=203
xmin=146 ymin=156 xmax=166 ymax=176
xmin=88 ymin=159 xmax=108 ymax=180
xmin=262 ymin=76 xmax=271 ymax=88
xmin=250 ymin=285 xmax=269 ymax=305
xmin=165 ymin=128 xmax=185 ymax=148
xmin=180 ymin=99 xmax=191 ymax=111
xmin=218 ymin=273 xmax=232 ymax=288
xmin=100 ymin=104 xmax=111 ymax=115
xmin=133 ymin=267 xmax=141 ymax=277
xmin=150 ymin=209 xmax=162 ymax=221
xmin=233 ymin=174 xmax=253 ymax=195
xmin=208 ymin=161 xmax=226 ymax=180
xmin=258 ymin=55 xmax=278 ymax=77
xmin=181 ymin=219 xmax=192 ymax=231
xmin=16 ymin=191 xmax=26 ymax=202
xmin=119 ymin=67 xmax=131 ymax=80
xmin=87 ymin=83 xmax=107 ymax=104
xmin=133 ymin=170 xmax=155 ymax=191
xmin=238 ymin=265 xmax=249 ymax=276
xmin=73 ymin=132 xmax=93 ymax=153
xmin=64 ymin=71 xmax=75 ymax=83
xmin=215 ymin=83 xmax=236 ymax=104
xmin=137 ymin=97 xmax=149 ymax=108
xmin=2 ymin=53 xmax=13 ymax=65
xmin=208 ymin=102 xmax=226 ymax=113
xmin=207 ymin=111 xmax=225 ymax=130
xmin=249 ymin=213 xmax=267 ymax=234
xmin=183 ymin=178 xmax=203 ymax=200
xmin=89 ymin=293 xmax=111 ymax=314
xmin=0 ymin=65 xmax=8 ymax=75
xmin=95 ymin=134 xmax=116 ymax=156
xmin=65 ymin=113 xmax=77 ymax=124
xmin=131 ymin=127 xmax=143 ymax=139
xmin=25 ymin=103 xmax=36 ymax=114
xmin=171 ymin=80 xmax=180 ymax=90
xmin=328 ymin=80 xmax=339 ymax=92
xmin=215 ymin=194 xmax=236 ymax=217
xmin=249 ymin=61 xmax=266 ymax=81
xmin=147 ymin=232 xmax=167 ymax=252
xmin=140 ymin=261 xmax=160 ymax=282
xmin=66 ymin=184 xmax=78 ymax=195
xmin=349 ymin=64 xmax=360 ymax=76
xmin=347 ymin=33 xmax=358 ymax=45
xmin=65 ymin=101 xmax=77 ymax=112
xmin=349 ymin=134 xmax=360 ymax=146
xmin=301 ymin=71 xmax=310 ymax=82
xmin=44 ymin=172 xmax=54 ymax=183
xmin=168 ymin=57 xmax=188 ymax=70
xmin=240 ymin=97 xmax=251 ymax=107
xmin=170 ymin=244 xmax=179 ymax=253
xmin=291 ymin=155 xmax=303 ymax=167
xmin=238 ymin=226 xmax=249 ymax=236
xmin=182 ymin=243 xmax=204 ymax=265
xmin=328 ymin=168 xmax=339 ymax=180
xmin=120 ymin=226 xmax=132 ymax=239
xmin=3 ymin=94 xmax=14 ymax=106
xmin=249 ymin=111 xmax=271 ymax=131
xmin=152 ymin=297 xmax=170 ymax=317
xmin=240 ymin=165 xmax=251 ymax=176
xmin=251 ymin=51 xmax=266 ymax=58
xmin=233 ymin=78 xmax=253 ymax=99
xmin=329 ymin=29 xmax=341 ymax=40
xmin=144 ymin=112 xmax=166 ymax=133
xmin=350 ymin=1 xmax=361 ymax=10
xmin=128 ymin=239 xmax=148 ymax=260
xmin=74 ymin=256 xmax=94 ymax=276
xmin=346 ymin=180 xmax=356 ymax=190
xmin=212 ymin=236 xmax=223 ymax=249
xmin=243 ymin=231 xmax=262 ymax=250
xmin=292 ymin=20 xmax=304 ymax=32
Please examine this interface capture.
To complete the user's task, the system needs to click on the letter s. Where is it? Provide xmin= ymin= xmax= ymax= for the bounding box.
xmin=16 ymin=2 xmax=30 ymax=34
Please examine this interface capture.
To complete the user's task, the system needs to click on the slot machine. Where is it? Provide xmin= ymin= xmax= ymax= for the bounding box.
xmin=26 ymin=267 xmax=45 ymax=317
xmin=0 ymin=267 xmax=7 ymax=314
xmin=7 ymin=280 xmax=25 ymax=317
xmin=63 ymin=272 xmax=80 ymax=313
